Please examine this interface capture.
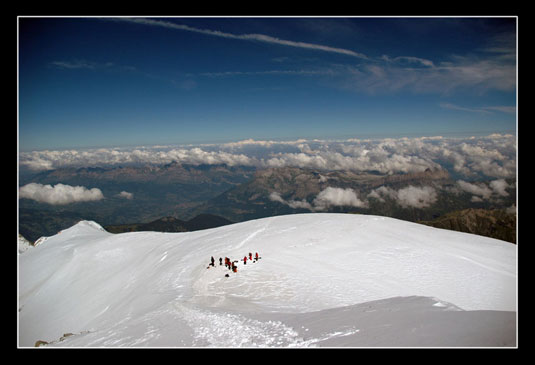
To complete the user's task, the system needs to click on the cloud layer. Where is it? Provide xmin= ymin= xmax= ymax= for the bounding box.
xmin=19 ymin=183 xmax=104 ymax=205
xmin=19 ymin=134 xmax=516 ymax=180
xmin=270 ymin=187 xmax=368 ymax=212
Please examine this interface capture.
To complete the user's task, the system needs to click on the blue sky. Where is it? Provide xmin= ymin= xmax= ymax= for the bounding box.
xmin=18 ymin=17 xmax=517 ymax=151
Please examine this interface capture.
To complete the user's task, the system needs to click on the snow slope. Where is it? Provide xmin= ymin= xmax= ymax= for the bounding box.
xmin=18 ymin=214 xmax=517 ymax=347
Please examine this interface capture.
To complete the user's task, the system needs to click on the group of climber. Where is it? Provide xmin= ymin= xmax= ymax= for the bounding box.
xmin=208 ymin=252 xmax=260 ymax=274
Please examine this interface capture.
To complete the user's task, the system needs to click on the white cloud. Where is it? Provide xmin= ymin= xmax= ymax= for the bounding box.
xmin=272 ymin=185 xmax=439 ymax=211
xmin=173 ymin=147 xmax=254 ymax=166
xmin=380 ymin=55 xmax=435 ymax=67
xmin=263 ymin=145 xmax=440 ymax=174
xmin=456 ymin=180 xmax=493 ymax=200
xmin=19 ymin=146 xmax=256 ymax=171
xmin=19 ymin=183 xmax=104 ymax=205
xmin=489 ymin=179 xmax=510 ymax=197
xmin=440 ymin=102 xmax=516 ymax=115
xmin=368 ymin=185 xmax=437 ymax=209
xmin=51 ymin=60 xmax=137 ymax=74
xmin=456 ymin=179 xmax=511 ymax=200
xmin=313 ymin=187 xmax=368 ymax=210
xmin=117 ymin=191 xmax=133 ymax=200
xmin=395 ymin=186 xmax=437 ymax=209
xmin=51 ymin=60 xmax=99 ymax=70
xmin=483 ymin=106 xmax=516 ymax=114
xmin=287 ymin=199 xmax=314 ymax=210
xmin=439 ymin=102 xmax=492 ymax=114
xmin=269 ymin=192 xmax=313 ymax=210
xmin=436 ymin=135 xmax=516 ymax=178
xmin=112 ymin=19 xmax=514 ymax=96
xmin=268 ymin=192 xmax=285 ymax=204
xmin=330 ymin=54 xmax=515 ymax=95
xmin=270 ymin=187 xmax=367 ymax=211
xmin=367 ymin=186 xmax=394 ymax=203
xmin=199 ymin=69 xmax=336 ymax=78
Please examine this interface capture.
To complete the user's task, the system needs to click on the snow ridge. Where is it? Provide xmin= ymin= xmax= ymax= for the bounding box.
xmin=18 ymin=214 xmax=516 ymax=347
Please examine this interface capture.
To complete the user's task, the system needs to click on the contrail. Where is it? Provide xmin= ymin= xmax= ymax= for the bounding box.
xmin=112 ymin=17 xmax=369 ymax=60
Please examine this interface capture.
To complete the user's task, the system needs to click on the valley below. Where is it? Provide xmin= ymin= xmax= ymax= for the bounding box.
xmin=19 ymin=163 xmax=516 ymax=244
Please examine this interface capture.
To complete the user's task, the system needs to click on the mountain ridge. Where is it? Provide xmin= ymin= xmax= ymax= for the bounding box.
xmin=418 ymin=208 xmax=516 ymax=243
xmin=104 ymin=213 xmax=234 ymax=234
xmin=18 ymin=213 xmax=516 ymax=347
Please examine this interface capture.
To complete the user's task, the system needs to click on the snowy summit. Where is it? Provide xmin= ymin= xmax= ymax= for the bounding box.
xmin=18 ymin=213 xmax=516 ymax=347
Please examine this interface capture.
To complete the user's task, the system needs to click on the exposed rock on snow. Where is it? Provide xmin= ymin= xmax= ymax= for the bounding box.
xmin=18 ymin=234 xmax=33 ymax=254
xmin=18 ymin=214 xmax=516 ymax=347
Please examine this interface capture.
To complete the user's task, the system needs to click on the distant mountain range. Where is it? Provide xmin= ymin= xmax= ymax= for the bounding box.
xmin=22 ymin=161 xmax=256 ymax=186
xmin=19 ymin=162 xmax=516 ymax=244
xmin=104 ymin=214 xmax=233 ymax=234
xmin=189 ymin=166 xmax=453 ymax=222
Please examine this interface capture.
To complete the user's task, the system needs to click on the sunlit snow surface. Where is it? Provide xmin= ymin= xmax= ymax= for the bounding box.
xmin=18 ymin=214 xmax=516 ymax=347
